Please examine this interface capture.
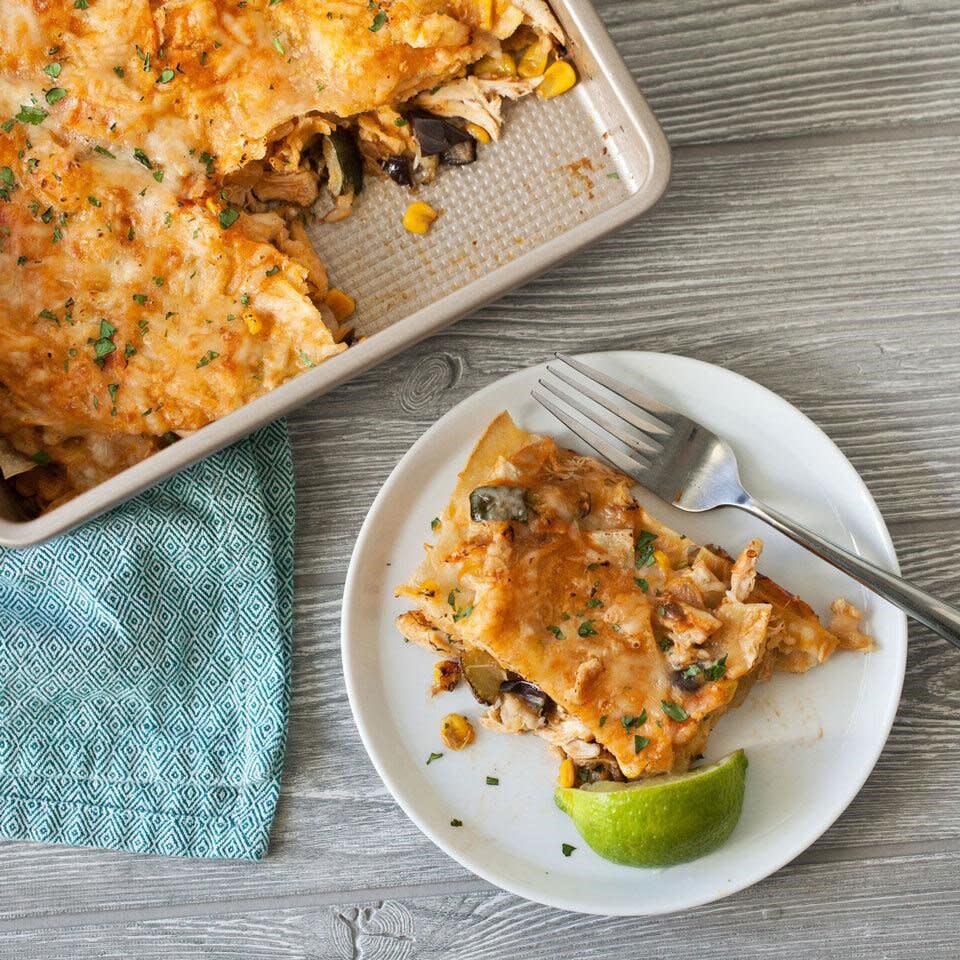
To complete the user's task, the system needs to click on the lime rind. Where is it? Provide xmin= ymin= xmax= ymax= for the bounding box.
xmin=555 ymin=749 xmax=748 ymax=868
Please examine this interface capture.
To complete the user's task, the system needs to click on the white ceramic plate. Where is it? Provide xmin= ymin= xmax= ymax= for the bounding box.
xmin=341 ymin=351 xmax=906 ymax=916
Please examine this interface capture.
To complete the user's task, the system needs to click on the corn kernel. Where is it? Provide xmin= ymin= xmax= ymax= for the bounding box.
xmin=537 ymin=59 xmax=577 ymax=99
xmin=465 ymin=122 xmax=491 ymax=145
xmin=243 ymin=313 xmax=262 ymax=335
xmin=558 ymin=758 xmax=576 ymax=789
xmin=324 ymin=287 xmax=356 ymax=323
xmin=653 ymin=549 xmax=671 ymax=575
xmin=403 ymin=201 xmax=439 ymax=235
xmin=431 ymin=659 xmax=462 ymax=696
xmin=518 ymin=36 xmax=551 ymax=78
xmin=472 ymin=52 xmax=517 ymax=80
xmin=205 ymin=197 xmax=220 ymax=216
xmin=440 ymin=713 xmax=475 ymax=751
xmin=476 ymin=0 xmax=493 ymax=29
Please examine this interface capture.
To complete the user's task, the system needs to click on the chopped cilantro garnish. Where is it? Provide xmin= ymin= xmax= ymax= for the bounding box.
xmin=38 ymin=308 xmax=58 ymax=322
xmin=546 ymin=624 xmax=564 ymax=640
xmin=426 ymin=752 xmax=443 ymax=765
xmin=298 ymin=349 xmax=316 ymax=368
xmin=452 ymin=605 xmax=473 ymax=622
xmin=157 ymin=68 xmax=175 ymax=84
xmin=702 ymin=655 xmax=728 ymax=681
xmin=44 ymin=88 xmax=67 ymax=105
xmin=153 ymin=169 xmax=164 ymax=182
xmin=132 ymin=148 xmax=153 ymax=169
xmin=218 ymin=207 xmax=239 ymax=229
xmin=661 ymin=700 xmax=688 ymax=722
xmin=87 ymin=195 xmax=101 ymax=206
xmin=634 ymin=735 xmax=650 ymax=753
xmin=152 ymin=276 xmax=164 ymax=286
xmin=31 ymin=451 xmax=52 ymax=465
xmin=93 ymin=145 xmax=115 ymax=158
xmin=265 ymin=264 xmax=280 ymax=276
xmin=0 ymin=167 xmax=13 ymax=187
xmin=113 ymin=66 xmax=125 ymax=78
xmin=16 ymin=255 xmax=27 ymax=266
xmin=561 ymin=843 xmax=575 ymax=857
xmin=450 ymin=819 xmax=463 ymax=827
xmin=196 ymin=350 xmax=220 ymax=369
xmin=272 ymin=35 xmax=285 ymax=55
xmin=577 ymin=620 xmax=597 ymax=637
xmin=132 ymin=293 xmax=147 ymax=305
xmin=74 ymin=0 xmax=89 ymax=9
xmin=43 ymin=63 xmax=62 ymax=79
xmin=94 ymin=338 xmax=115 ymax=360
xmin=369 ymin=9 xmax=388 ymax=30
xmin=430 ymin=517 xmax=441 ymax=531
xmin=621 ymin=709 xmax=646 ymax=729
xmin=15 ymin=105 xmax=48 ymax=125
xmin=635 ymin=530 xmax=657 ymax=567
xmin=598 ymin=715 xmax=607 ymax=727
xmin=394 ymin=117 xmax=408 ymax=126
xmin=485 ymin=776 xmax=499 ymax=786
xmin=634 ymin=577 xmax=649 ymax=592
xmin=586 ymin=597 xmax=603 ymax=608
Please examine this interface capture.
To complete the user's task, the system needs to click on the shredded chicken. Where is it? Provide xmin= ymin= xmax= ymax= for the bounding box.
xmin=511 ymin=0 xmax=565 ymax=41
xmin=829 ymin=598 xmax=875 ymax=651
xmin=413 ymin=76 xmax=540 ymax=142
xmin=729 ymin=538 xmax=763 ymax=602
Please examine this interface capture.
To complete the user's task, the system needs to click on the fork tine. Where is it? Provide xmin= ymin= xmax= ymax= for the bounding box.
xmin=538 ymin=378 xmax=657 ymax=462
xmin=532 ymin=387 xmax=652 ymax=480
xmin=545 ymin=363 xmax=664 ymax=452
xmin=554 ymin=353 xmax=676 ymax=435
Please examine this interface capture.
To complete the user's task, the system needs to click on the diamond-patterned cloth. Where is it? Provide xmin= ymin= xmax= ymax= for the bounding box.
xmin=0 ymin=421 xmax=294 ymax=860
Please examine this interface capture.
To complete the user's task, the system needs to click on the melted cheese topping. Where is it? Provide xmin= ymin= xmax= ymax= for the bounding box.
xmin=0 ymin=0 xmax=545 ymax=510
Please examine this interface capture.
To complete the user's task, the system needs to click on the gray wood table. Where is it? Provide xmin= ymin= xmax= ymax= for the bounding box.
xmin=6 ymin=2 xmax=960 ymax=956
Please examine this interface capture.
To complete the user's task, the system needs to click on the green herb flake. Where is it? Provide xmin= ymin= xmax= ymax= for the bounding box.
xmin=447 ymin=589 xmax=457 ymax=609
xmin=658 ymin=637 xmax=673 ymax=652
xmin=426 ymin=752 xmax=443 ymax=765
xmin=430 ymin=516 xmax=441 ymax=532
xmin=43 ymin=63 xmax=62 ymax=79
xmin=452 ymin=605 xmax=473 ymax=623
xmin=93 ymin=144 xmax=115 ymax=158
xmin=577 ymin=620 xmax=597 ymax=638
xmin=87 ymin=195 xmax=101 ymax=206
xmin=0 ymin=167 xmax=13 ymax=187
xmin=621 ymin=709 xmax=646 ymax=730
xmin=635 ymin=530 xmax=658 ymax=568
xmin=1 ymin=119 xmax=15 ymax=133
xmin=634 ymin=577 xmax=649 ymax=592
xmin=561 ymin=843 xmax=575 ymax=857
xmin=152 ymin=168 xmax=164 ymax=182
xmin=634 ymin=735 xmax=650 ymax=753
xmin=38 ymin=308 xmax=58 ymax=322
xmin=15 ymin=105 xmax=48 ymax=125
xmin=16 ymin=255 xmax=27 ymax=266
xmin=265 ymin=264 xmax=280 ymax=276
xmin=450 ymin=819 xmax=463 ymax=827
xmin=74 ymin=0 xmax=89 ymax=9
xmin=298 ymin=349 xmax=316 ymax=368
xmin=394 ymin=116 xmax=408 ymax=126
xmin=132 ymin=293 xmax=147 ymax=305
xmin=113 ymin=65 xmax=125 ymax=78
xmin=152 ymin=276 xmax=164 ymax=286
xmin=681 ymin=663 xmax=701 ymax=680
xmin=661 ymin=700 xmax=689 ymax=722
xmin=196 ymin=349 xmax=220 ymax=369
xmin=94 ymin=339 xmax=115 ymax=360
xmin=157 ymin=68 xmax=175 ymax=84
xmin=272 ymin=34 xmax=285 ymax=55
xmin=44 ymin=87 xmax=67 ymax=105
xmin=485 ymin=776 xmax=499 ymax=786
xmin=546 ymin=624 xmax=564 ymax=640
xmin=31 ymin=450 xmax=52 ymax=465
xmin=702 ymin=655 xmax=728 ymax=682
xmin=586 ymin=597 xmax=603 ymax=608
xmin=240 ymin=292 xmax=250 ymax=306
xmin=132 ymin=147 xmax=152 ymax=169
xmin=218 ymin=207 xmax=239 ymax=229
xmin=598 ymin=715 xmax=607 ymax=727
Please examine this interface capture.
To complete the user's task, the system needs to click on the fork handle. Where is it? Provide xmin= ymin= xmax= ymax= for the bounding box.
xmin=739 ymin=497 xmax=960 ymax=650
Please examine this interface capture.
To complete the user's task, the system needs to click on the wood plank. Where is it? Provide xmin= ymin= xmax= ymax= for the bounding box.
xmin=0 ymin=523 xmax=956 ymax=921
xmin=290 ymin=130 xmax=960 ymax=576
xmin=6 ymin=850 xmax=960 ymax=957
xmin=591 ymin=0 xmax=960 ymax=144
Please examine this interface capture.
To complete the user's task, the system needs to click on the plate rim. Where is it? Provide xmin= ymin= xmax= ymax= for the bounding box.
xmin=341 ymin=350 xmax=907 ymax=916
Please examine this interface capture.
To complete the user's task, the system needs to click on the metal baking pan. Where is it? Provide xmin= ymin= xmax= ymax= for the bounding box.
xmin=0 ymin=0 xmax=670 ymax=548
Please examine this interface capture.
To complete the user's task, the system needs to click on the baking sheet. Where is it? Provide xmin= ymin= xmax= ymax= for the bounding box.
xmin=0 ymin=0 xmax=670 ymax=547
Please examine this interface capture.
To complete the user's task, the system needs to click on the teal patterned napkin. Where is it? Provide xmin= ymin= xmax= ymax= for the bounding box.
xmin=0 ymin=421 xmax=294 ymax=860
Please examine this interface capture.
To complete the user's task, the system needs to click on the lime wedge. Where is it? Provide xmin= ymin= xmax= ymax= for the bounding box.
xmin=554 ymin=749 xmax=748 ymax=867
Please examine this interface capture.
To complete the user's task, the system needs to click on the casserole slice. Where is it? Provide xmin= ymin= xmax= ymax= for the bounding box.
xmin=396 ymin=413 xmax=871 ymax=782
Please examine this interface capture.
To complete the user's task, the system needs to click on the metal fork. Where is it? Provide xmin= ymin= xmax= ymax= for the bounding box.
xmin=533 ymin=353 xmax=960 ymax=650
